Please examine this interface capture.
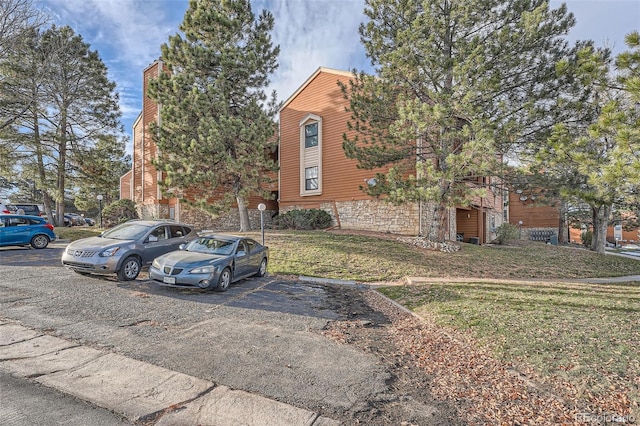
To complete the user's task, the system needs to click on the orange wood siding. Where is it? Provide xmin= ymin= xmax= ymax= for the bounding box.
xmin=120 ymin=170 xmax=132 ymax=200
xmin=508 ymin=192 xmax=559 ymax=228
xmin=456 ymin=208 xmax=479 ymax=241
xmin=142 ymin=61 xmax=162 ymax=203
xmin=279 ymin=69 xmax=390 ymax=208
xmin=132 ymin=115 xmax=143 ymax=202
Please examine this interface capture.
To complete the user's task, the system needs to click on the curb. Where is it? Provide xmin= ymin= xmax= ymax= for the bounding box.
xmin=298 ymin=275 xmax=358 ymax=286
xmin=0 ymin=321 xmax=340 ymax=426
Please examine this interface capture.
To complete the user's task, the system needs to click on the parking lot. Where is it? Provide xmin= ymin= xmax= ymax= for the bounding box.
xmin=0 ymin=243 xmax=457 ymax=425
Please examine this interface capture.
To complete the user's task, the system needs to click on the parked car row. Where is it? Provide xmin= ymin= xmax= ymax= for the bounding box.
xmin=61 ymin=219 xmax=269 ymax=291
xmin=0 ymin=203 xmax=96 ymax=227
xmin=0 ymin=215 xmax=269 ymax=291
xmin=0 ymin=203 xmax=43 ymax=216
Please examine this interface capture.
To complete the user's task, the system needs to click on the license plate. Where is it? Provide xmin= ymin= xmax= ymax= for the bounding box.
xmin=163 ymin=276 xmax=176 ymax=284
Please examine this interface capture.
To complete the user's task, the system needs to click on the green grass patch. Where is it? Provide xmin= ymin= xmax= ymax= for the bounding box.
xmin=379 ymin=281 xmax=640 ymax=409
xmin=253 ymin=230 xmax=640 ymax=282
xmin=55 ymin=227 xmax=102 ymax=241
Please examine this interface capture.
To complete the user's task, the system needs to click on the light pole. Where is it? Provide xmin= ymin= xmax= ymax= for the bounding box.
xmin=258 ymin=203 xmax=266 ymax=245
xmin=97 ymin=194 xmax=103 ymax=228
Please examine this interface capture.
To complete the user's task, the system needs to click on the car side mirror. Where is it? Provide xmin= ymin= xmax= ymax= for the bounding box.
xmin=236 ymin=250 xmax=246 ymax=257
xmin=148 ymin=235 xmax=159 ymax=243
xmin=179 ymin=243 xmax=186 ymax=250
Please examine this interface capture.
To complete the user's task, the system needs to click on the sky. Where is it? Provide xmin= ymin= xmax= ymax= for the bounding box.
xmin=37 ymin=0 xmax=640 ymax=157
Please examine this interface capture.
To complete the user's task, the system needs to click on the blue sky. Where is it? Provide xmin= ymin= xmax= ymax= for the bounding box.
xmin=37 ymin=0 xmax=639 ymax=156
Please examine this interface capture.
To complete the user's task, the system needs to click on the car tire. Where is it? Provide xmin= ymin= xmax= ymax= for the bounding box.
xmin=256 ymin=258 xmax=267 ymax=277
xmin=117 ymin=256 xmax=141 ymax=281
xmin=214 ymin=267 xmax=232 ymax=292
xmin=30 ymin=234 xmax=50 ymax=249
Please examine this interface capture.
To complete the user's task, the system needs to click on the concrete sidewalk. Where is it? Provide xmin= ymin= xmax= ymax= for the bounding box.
xmin=0 ymin=321 xmax=339 ymax=426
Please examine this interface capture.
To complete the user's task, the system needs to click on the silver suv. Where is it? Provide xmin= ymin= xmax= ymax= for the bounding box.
xmin=61 ymin=220 xmax=198 ymax=281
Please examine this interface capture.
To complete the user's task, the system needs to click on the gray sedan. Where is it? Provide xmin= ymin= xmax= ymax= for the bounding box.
xmin=149 ymin=235 xmax=268 ymax=291
xmin=62 ymin=220 xmax=198 ymax=281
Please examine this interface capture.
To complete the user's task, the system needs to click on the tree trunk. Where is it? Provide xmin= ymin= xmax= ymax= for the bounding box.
xmin=55 ymin=111 xmax=67 ymax=227
xmin=591 ymin=204 xmax=611 ymax=254
xmin=237 ymin=196 xmax=251 ymax=232
xmin=558 ymin=200 xmax=568 ymax=244
xmin=429 ymin=202 xmax=448 ymax=243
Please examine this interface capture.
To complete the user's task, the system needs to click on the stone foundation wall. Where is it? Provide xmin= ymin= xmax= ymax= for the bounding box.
xmin=282 ymin=199 xmax=458 ymax=237
xmin=136 ymin=202 xmax=275 ymax=232
xmin=179 ymin=206 xmax=276 ymax=233
xmin=137 ymin=203 xmax=167 ymax=220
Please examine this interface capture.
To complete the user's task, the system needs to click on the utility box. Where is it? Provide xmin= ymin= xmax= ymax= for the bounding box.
xmin=469 ymin=237 xmax=480 ymax=245
xmin=549 ymin=234 xmax=558 ymax=245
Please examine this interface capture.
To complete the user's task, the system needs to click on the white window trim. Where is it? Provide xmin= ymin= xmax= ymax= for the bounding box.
xmin=299 ymin=114 xmax=322 ymax=196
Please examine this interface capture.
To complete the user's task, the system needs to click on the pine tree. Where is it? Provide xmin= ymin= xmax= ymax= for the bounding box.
xmin=530 ymin=39 xmax=640 ymax=254
xmin=148 ymin=0 xmax=279 ymax=231
xmin=0 ymin=0 xmax=47 ymax=130
xmin=342 ymin=0 xmax=575 ymax=242
xmin=1 ymin=25 xmax=123 ymax=226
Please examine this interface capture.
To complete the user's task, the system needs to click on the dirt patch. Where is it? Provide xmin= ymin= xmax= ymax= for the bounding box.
xmin=318 ymin=284 xmax=464 ymax=425
xmin=317 ymin=285 xmax=595 ymax=425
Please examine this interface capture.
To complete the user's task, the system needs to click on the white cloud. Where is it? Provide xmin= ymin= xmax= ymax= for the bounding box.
xmin=257 ymin=0 xmax=368 ymax=103
xmin=36 ymin=0 xmax=638 ymax=159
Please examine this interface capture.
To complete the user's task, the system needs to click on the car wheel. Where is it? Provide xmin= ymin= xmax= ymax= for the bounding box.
xmin=30 ymin=234 xmax=50 ymax=249
xmin=214 ymin=267 xmax=232 ymax=292
xmin=117 ymin=256 xmax=141 ymax=281
xmin=256 ymin=258 xmax=267 ymax=277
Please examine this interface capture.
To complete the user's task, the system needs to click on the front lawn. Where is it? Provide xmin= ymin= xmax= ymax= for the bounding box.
xmin=260 ymin=230 xmax=640 ymax=282
xmin=378 ymin=280 xmax=640 ymax=419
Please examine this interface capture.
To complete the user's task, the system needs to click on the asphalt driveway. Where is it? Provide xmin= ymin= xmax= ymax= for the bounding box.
xmin=0 ymin=243 xmax=458 ymax=424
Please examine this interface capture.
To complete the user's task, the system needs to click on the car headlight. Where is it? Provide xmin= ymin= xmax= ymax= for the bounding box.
xmin=99 ymin=247 xmax=120 ymax=257
xmin=189 ymin=266 xmax=215 ymax=274
xmin=151 ymin=259 xmax=161 ymax=269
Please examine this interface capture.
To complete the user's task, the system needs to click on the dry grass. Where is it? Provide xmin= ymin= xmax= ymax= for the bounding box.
xmin=254 ymin=230 xmax=640 ymax=282
xmin=378 ymin=280 xmax=640 ymax=419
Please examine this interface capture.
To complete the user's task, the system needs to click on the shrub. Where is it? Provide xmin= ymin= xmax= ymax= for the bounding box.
xmin=581 ymin=230 xmax=593 ymax=247
xmin=101 ymin=199 xmax=139 ymax=228
xmin=273 ymin=209 xmax=333 ymax=230
xmin=494 ymin=223 xmax=519 ymax=245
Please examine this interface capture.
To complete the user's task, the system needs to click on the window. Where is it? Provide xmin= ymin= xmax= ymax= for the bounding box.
xmin=149 ymin=226 xmax=167 ymax=240
xmin=305 ymin=167 xmax=318 ymax=190
xmin=169 ymin=225 xmax=185 ymax=238
xmin=299 ymin=114 xmax=322 ymax=196
xmin=304 ymin=123 xmax=318 ymax=148
xmin=236 ymin=241 xmax=248 ymax=256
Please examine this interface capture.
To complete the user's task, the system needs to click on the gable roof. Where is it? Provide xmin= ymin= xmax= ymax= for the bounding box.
xmin=279 ymin=67 xmax=354 ymax=112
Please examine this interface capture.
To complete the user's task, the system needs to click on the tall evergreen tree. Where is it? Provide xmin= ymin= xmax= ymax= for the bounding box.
xmin=342 ymin=0 xmax=575 ymax=242
xmin=1 ymin=25 xmax=123 ymax=226
xmin=148 ymin=0 xmax=279 ymax=231
xmin=0 ymin=0 xmax=47 ymax=130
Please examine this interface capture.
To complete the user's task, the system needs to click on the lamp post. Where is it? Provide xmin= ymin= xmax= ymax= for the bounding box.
xmin=258 ymin=203 xmax=266 ymax=245
xmin=97 ymin=194 xmax=103 ymax=228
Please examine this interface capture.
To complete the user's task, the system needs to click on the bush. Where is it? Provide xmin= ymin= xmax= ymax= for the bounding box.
xmin=494 ymin=223 xmax=519 ymax=245
xmin=273 ymin=209 xmax=333 ymax=230
xmin=581 ymin=230 xmax=593 ymax=247
xmin=101 ymin=199 xmax=139 ymax=228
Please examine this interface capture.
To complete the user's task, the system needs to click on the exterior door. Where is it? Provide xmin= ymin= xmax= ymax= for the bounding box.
xmin=234 ymin=240 xmax=250 ymax=277
xmin=142 ymin=225 xmax=172 ymax=265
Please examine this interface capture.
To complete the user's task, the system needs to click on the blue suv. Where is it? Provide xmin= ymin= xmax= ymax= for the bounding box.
xmin=0 ymin=214 xmax=57 ymax=249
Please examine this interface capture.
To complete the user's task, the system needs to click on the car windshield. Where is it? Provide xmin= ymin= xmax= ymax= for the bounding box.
xmin=101 ymin=223 xmax=151 ymax=241
xmin=186 ymin=237 xmax=234 ymax=255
